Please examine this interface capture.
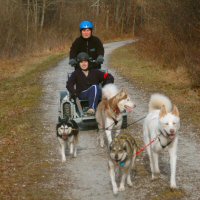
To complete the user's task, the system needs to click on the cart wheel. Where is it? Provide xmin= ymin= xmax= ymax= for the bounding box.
xmin=121 ymin=115 xmax=127 ymax=129
xmin=63 ymin=102 xmax=71 ymax=120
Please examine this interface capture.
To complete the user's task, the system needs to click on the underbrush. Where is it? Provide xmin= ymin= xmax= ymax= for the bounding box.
xmin=136 ymin=28 xmax=200 ymax=89
xmin=109 ymin=43 xmax=200 ymax=129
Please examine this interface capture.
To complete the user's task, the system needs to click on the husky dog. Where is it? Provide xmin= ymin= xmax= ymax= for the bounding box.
xmin=56 ymin=119 xmax=79 ymax=162
xmin=96 ymin=84 xmax=136 ymax=147
xmin=108 ymin=133 xmax=137 ymax=195
xmin=143 ymin=93 xmax=180 ymax=188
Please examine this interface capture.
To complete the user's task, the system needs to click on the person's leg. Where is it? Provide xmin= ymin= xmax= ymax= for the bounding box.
xmin=79 ymin=85 xmax=101 ymax=110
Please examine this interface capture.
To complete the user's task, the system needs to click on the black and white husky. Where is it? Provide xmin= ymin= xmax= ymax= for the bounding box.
xmin=56 ymin=119 xmax=79 ymax=162
xmin=143 ymin=93 xmax=180 ymax=188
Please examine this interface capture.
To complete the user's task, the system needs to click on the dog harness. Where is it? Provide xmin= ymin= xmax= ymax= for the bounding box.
xmin=158 ymin=129 xmax=174 ymax=148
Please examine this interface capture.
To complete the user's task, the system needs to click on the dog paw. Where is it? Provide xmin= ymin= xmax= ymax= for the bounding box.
xmin=100 ymin=141 xmax=104 ymax=148
xmin=119 ymin=186 xmax=125 ymax=192
xmin=113 ymin=187 xmax=118 ymax=195
xmin=152 ymin=173 xmax=160 ymax=180
xmin=127 ymin=181 xmax=133 ymax=187
xmin=73 ymin=153 xmax=77 ymax=158
xmin=170 ymin=183 xmax=177 ymax=189
xmin=62 ymin=158 xmax=66 ymax=162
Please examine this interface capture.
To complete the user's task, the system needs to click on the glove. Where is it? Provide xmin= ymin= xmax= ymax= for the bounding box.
xmin=69 ymin=58 xmax=77 ymax=67
xmin=102 ymin=73 xmax=114 ymax=86
xmin=70 ymin=93 xmax=77 ymax=101
xmin=96 ymin=55 xmax=104 ymax=64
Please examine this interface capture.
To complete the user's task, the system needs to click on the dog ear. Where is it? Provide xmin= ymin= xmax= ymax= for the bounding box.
xmin=123 ymin=143 xmax=127 ymax=151
xmin=172 ymin=105 xmax=179 ymax=117
xmin=159 ymin=105 xmax=167 ymax=118
xmin=70 ymin=120 xmax=79 ymax=129
xmin=120 ymin=88 xmax=127 ymax=96
xmin=68 ymin=127 xmax=72 ymax=133
xmin=56 ymin=122 xmax=62 ymax=136
xmin=70 ymin=120 xmax=79 ymax=135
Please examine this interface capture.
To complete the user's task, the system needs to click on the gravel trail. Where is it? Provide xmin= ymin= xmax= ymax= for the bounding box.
xmin=41 ymin=40 xmax=200 ymax=200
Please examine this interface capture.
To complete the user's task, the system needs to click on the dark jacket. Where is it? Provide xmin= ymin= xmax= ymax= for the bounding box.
xmin=69 ymin=36 xmax=104 ymax=60
xmin=66 ymin=69 xmax=114 ymax=96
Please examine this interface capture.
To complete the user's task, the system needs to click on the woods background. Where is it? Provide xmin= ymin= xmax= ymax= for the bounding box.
xmin=0 ymin=0 xmax=199 ymax=87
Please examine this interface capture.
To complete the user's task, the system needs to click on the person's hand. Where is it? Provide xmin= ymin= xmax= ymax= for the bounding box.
xmin=70 ymin=93 xmax=77 ymax=101
xmin=96 ymin=55 xmax=104 ymax=64
xmin=69 ymin=59 xmax=77 ymax=67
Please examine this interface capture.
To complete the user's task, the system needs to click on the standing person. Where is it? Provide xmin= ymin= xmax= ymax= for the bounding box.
xmin=66 ymin=52 xmax=114 ymax=115
xmin=69 ymin=21 xmax=104 ymax=69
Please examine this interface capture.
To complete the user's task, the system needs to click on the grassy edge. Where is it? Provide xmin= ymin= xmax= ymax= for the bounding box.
xmin=0 ymin=53 xmax=66 ymax=199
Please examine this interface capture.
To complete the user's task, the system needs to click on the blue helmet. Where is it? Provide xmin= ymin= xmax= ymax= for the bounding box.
xmin=79 ymin=21 xmax=94 ymax=31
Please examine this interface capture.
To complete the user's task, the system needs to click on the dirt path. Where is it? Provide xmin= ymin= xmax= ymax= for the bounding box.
xmin=41 ymin=41 xmax=200 ymax=200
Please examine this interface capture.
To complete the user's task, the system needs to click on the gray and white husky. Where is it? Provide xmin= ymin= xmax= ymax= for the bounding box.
xmin=108 ymin=133 xmax=137 ymax=195
xmin=143 ymin=93 xmax=180 ymax=188
xmin=56 ymin=119 xmax=79 ymax=162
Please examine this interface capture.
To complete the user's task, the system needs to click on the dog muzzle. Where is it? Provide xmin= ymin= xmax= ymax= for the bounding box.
xmin=124 ymin=105 xmax=134 ymax=113
xmin=62 ymin=133 xmax=68 ymax=140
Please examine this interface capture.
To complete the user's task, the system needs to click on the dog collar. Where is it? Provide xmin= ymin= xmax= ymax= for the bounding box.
xmin=119 ymin=161 xmax=125 ymax=167
xmin=158 ymin=137 xmax=172 ymax=149
xmin=111 ymin=117 xmax=118 ymax=125
xmin=117 ymin=155 xmax=128 ymax=167
xmin=114 ymin=159 xmax=126 ymax=167
xmin=114 ymin=107 xmax=120 ymax=115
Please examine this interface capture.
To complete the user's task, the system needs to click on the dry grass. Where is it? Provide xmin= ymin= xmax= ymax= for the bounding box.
xmin=109 ymin=43 xmax=200 ymax=129
xmin=0 ymin=50 xmax=65 ymax=81
xmin=0 ymin=52 xmax=66 ymax=199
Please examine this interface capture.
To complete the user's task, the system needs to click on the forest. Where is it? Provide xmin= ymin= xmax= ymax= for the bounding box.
xmin=0 ymin=0 xmax=199 ymax=87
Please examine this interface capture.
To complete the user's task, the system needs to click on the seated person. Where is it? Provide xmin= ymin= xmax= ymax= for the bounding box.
xmin=66 ymin=52 xmax=114 ymax=115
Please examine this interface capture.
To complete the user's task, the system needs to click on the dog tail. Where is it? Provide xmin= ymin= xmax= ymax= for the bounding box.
xmin=102 ymin=83 xmax=118 ymax=100
xmin=148 ymin=93 xmax=172 ymax=112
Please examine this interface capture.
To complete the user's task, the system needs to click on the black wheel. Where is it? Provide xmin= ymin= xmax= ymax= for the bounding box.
xmin=63 ymin=102 xmax=71 ymax=121
xmin=121 ymin=115 xmax=128 ymax=129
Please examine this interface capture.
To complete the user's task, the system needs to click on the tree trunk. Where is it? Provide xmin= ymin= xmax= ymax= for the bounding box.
xmin=40 ymin=0 xmax=46 ymax=32
xmin=26 ymin=0 xmax=30 ymax=44
xmin=33 ymin=0 xmax=38 ymax=36
xmin=106 ymin=7 xmax=109 ymax=30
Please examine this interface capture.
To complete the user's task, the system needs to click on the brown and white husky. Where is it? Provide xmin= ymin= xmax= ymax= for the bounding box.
xmin=96 ymin=84 xmax=136 ymax=147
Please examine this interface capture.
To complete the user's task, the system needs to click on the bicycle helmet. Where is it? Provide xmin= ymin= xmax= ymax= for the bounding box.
xmin=76 ymin=52 xmax=90 ymax=63
xmin=79 ymin=21 xmax=94 ymax=31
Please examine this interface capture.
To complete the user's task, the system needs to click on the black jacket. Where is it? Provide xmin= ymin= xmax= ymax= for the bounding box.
xmin=66 ymin=69 xmax=114 ymax=96
xmin=69 ymin=36 xmax=104 ymax=60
